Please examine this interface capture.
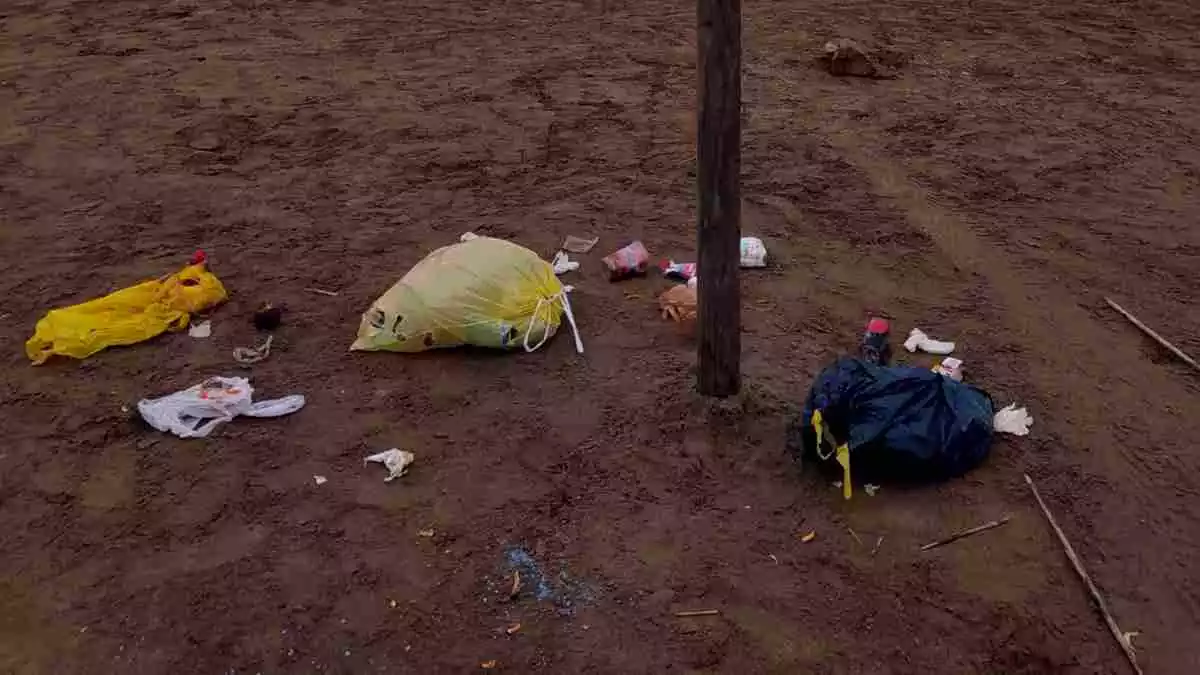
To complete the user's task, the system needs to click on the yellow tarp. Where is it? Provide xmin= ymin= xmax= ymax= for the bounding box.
xmin=351 ymin=236 xmax=564 ymax=352
xmin=26 ymin=262 xmax=228 ymax=364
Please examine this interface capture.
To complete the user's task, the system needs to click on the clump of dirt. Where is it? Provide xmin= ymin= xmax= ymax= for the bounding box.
xmin=817 ymin=39 xmax=904 ymax=79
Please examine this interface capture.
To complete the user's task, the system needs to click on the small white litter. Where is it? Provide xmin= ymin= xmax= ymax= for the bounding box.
xmin=137 ymin=376 xmax=305 ymax=438
xmin=188 ymin=320 xmax=212 ymax=339
xmin=903 ymin=328 xmax=955 ymax=355
xmin=561 ymin=235 xmax=599 ymax=254
xmin=994 ymin=404 xmax=1033 ymax=436
xmin=932 ymin=357 xmax=964 ymax=381
xmin=365 ymin=448 xmax=415 ymax=482
xmin=551 ymin=251 xmax=579 ymax=275
xmin=864 ymin=484 xmax=880 ymax=496
xmin=740 ymin=237 xmax=767 ymax=268
xmin=313 ymin=475 xmax=328 ymax=485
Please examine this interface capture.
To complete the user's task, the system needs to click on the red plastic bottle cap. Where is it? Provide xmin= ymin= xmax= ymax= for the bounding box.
xmin=866 ymin=317 xmax=890 ymax=334
xmin=190 ymin=250 xmax=208 ymax=265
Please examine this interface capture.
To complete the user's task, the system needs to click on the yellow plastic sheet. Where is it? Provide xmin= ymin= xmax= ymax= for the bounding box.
xmin=351 ymin=236 xmax=565 ymax=353
xmin=26 ymin=262 xmax=228 ymax=364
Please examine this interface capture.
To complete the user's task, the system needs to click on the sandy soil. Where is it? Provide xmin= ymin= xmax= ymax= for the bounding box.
xmin=1 ymin=0 xmax=1198 ymax=673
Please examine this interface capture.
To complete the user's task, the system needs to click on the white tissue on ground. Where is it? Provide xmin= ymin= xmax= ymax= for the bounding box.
xmin=994 ymin=404 xmax=1033 ymax=436
xmin=365 ymin=448 xmax=415 ymax=482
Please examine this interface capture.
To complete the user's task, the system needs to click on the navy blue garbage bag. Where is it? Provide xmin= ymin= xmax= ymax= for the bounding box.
xmin=786 ymin=357 xmax=995 ymax=485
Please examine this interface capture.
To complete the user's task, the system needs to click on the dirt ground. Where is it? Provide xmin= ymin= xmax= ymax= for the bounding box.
xmin=2 ymin=0 xmax=1198 ymax=672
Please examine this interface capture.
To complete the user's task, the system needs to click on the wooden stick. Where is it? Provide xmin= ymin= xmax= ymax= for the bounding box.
xmin=305 ymin=287 xmax=340 ymax=297
xmin=1105 ymin=297 xmax=1200 ymax=373
xmin=675 ymin=609 xmax=720 ymax=617
xmin=1025 ymin=474 xmax=1142 ymax=675
xmin=919 ymin=515 xmax=1011 ymax=551
xmin=847 ymin=527 xmax=864 ymax=546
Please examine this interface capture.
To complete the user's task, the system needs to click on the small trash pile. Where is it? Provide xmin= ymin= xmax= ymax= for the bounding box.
xmin=787 ymin=319 xmax=1032 ymax=498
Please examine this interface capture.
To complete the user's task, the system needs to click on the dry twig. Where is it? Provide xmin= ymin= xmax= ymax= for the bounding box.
xmin=1025 ymin=474 xmax=1143 ymax=675
xmin=1105 ymin=297 xmax=1200 ymax=373
xmin=920 ymin=516 xmax=1011 ymax=551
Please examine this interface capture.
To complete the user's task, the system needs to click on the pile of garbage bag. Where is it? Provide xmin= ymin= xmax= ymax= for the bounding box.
xmin=787 ymin=357 xmax=996 ymax=497
xmin=351 ymin=235 xmax=581 ymax=354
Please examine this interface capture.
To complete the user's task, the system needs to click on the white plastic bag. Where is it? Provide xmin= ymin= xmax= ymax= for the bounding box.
xmin=994 ymin=404 xmax=1034 ymax=436
xmin=137 ymin=376 xmax=305 ymax=438
xmin=740 ymin=237 xmax=767 ymax=268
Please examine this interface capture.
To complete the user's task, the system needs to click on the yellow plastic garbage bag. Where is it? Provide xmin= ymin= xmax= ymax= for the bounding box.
xmin=26 ymin=260 xmax=228 ymax=364
xmin=351 ymin=235 xmax=582 ymax=353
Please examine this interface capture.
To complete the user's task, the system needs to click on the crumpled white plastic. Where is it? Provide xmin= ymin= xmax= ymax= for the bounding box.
xmin=551 ymin=251 xmax=579 ymax=275
xmin=137 ymin=376 xmax=305 ymax=438
xmin=904 ymin=328 xmax=955 ymax=355
xmin=365 ymin=448 xmax=415 ymax=482
xmin=740 ymin=237 xmax=767 ymax=268
xmin=188 ymin=320 xmax=212 ymax=339
xmin=994 ymin=404 xmax=1033 ymax=436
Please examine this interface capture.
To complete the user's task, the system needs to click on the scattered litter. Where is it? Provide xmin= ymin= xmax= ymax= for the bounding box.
xmin=550 ymin=251 xmax=579 ymax=275
xmin=188 ymin=320 xmax=212 ymax=339
xmin=480 ymin=660 xmax=497 ymax=670
xmin=417 ymin=528 xmax=435 ymax=538
xmin=687 ymin=276 xmax=698 ymax=290
xmin=659 ymin=260 xmax=697 ymax=281
xmin=1106 ymin=296 xmax=1200 ymax=374
xmin=561 ymin=234 xmax=598 ymax=254
xmin=659 ymin=285 xmax=697 ymax=322
xmin=1026 ymin=473 xmax=1143 ymax=675
xmin=233 ymin=335 xmax=274 ymax=365
xmin=739 ymin=237 xmax=768 ymax=268
xmin=768 ymin=553 xmax=779 ymax=564
xmin=137 ymin=376 xmax=305 ymax=438
xmin=904 ymin=328 xmax=956 ymax=355
xmin=509 ymin=570 xmax=522 ymax=599
xmin=505 ymin=623 xmax=522 ymax=635
xmin=818 ymin=39 xmax=896 ymax=79
xmin=351 ymin=234 xmax=582 ymax=354
xmin=675 ymin=609 xmax=720 ymax=618
xmin=313 ymin=475 xmax=327 ymax=485
xmin=305 ymin=287 xmax=339 ymax=297
xmin=920 ymin=515 xmax=1011 ymax=551
xmin=993 ymin=404 xmax=1034 ymax=436
xmin=602 ymin=241 xmax=650 ymax=281
xmin=792 ymin=356 xmax=996 ymax=499
xmin=26 ymin=252 xmax=228 ymax=364
xmin=932 ymin=356 xmax=964 ymax=381
xmin=800 ymin=531 xmax=816 ymax=543
xmin=860 ymin=317 xmax=892 ymax=366
xmin=389 ymin=599 xmax=399 ymax=608
xmin=253 ymin=303 xmax=284 ymax=331
xmin=864 ymin=483 xmax=880 ymax=496
xmin=364 ymin=448 xmax=415 ymax=482
xmin=871 ymin=536 xmax=884 ymax=556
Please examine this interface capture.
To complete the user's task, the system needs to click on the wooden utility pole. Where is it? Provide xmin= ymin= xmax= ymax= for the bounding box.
xmin=696 ymin=0 xmax=741 ymax=397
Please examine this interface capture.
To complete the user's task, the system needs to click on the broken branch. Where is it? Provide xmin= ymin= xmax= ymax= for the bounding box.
xmin=1025 ymin=474 xmax=1143 ymax=675
xmin=919 ymin=516 xmax=1011 ymax=551
xmin=1105 ymin=297 xmax=1200 ymax=373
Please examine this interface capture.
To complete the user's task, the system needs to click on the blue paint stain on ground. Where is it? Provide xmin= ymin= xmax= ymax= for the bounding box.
xmin=503 ymin=546 xmax=595 ymax=615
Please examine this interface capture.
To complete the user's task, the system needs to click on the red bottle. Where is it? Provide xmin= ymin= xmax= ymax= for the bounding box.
xmin=861 ymin=317 xmax=892 ymax=365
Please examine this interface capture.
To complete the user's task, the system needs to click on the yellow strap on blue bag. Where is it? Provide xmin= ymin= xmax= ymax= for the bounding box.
xmin=812 ymin=409 xmax=852 ymax=500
